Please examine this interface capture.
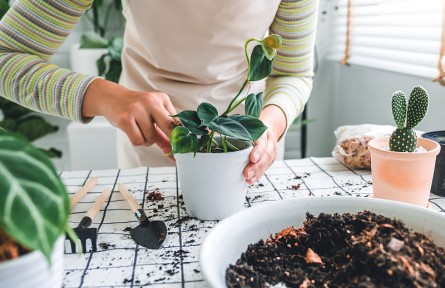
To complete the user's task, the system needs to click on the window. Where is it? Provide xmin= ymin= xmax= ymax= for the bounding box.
xmin=328 ymin=0 xmax=445 ymax=81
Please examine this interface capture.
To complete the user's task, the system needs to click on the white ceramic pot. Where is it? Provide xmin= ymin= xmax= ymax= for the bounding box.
xmin=70 ymin=43 xmax=108 ymax=75
xmin=200 ymin=197 xmax=445 ymax=288
xmin=175 ymin=138 xmax=253 ymax=221
xmin=0 ymin=236 xmax=64 ymax=288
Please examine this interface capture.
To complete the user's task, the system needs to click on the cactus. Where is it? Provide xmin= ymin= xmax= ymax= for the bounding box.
xmin=389 ymin=86 xmax=429 ymax=152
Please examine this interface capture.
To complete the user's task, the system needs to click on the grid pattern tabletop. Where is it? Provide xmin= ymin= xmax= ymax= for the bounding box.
xmin=62 ymin=157 xmax=445 ymax=288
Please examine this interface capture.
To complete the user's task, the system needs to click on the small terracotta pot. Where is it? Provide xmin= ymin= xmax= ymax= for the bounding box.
xmin=368 ymin=137 xmax=440 ymax=207
xmin=175 ymin=138 xmax=252 ymax=221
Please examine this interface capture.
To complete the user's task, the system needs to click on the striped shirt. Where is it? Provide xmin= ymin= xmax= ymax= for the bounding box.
xmin=0 ymin=0 xmax=318 ymax=129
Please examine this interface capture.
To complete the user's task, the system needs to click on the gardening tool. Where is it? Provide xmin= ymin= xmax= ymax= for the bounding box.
xmin=118 ymin=183 xmax=167 ymax=249
xmin=68 ymin=188 xmax=112 ymax=253
xmin=70 ymin=177 xmax=98 ymax=209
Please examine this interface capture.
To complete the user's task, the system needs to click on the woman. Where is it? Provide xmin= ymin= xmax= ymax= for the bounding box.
xmin=0 ymin=0 xmax=318 ymax=184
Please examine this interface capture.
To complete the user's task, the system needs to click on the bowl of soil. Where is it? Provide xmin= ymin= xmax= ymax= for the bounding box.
xmin=200 ymin=197 xmax=445 ymax=288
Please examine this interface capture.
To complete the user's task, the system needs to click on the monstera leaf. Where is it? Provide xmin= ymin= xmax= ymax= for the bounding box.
xmin=0 ymin=130 xmax=74 ymax=261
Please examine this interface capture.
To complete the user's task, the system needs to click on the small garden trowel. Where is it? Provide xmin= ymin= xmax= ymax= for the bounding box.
xmin=118 ymin=183 xmax=167 ymax=249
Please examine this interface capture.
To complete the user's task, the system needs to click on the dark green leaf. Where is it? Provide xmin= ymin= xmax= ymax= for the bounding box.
xmin=96 ymin=54 xmax=107 ymax=76
xmin=197 ymin=102 xmax=218 ymax=126
xmin=39 ymin=147 xmax=63 ymax=158
xmin=208 ymin=117 xmax=252 ymax=141
xmin=0 ymin=118 xmax=17 ymax=132
xmin=0 ymin=98 xmax=33 ymax=119
xmin=228 ymin=115 xmax=267 ymax=140
xmin=245 ymin=92 xmax=263 ymax=118
xmin=0 ymin=130 xmax=70 ymax=261
xmin=80 ymin=31 xmax=109 ymax=49
xmin=170 ymin=126 xmax=199 ymax=154
xmin=0 ymin=0 xmax=10 ymax=20
xmin=16 ymin=116 xmax=58 ymax=142
xmin=104 ymin=58 xmax=122 ymax=83
xmin=171 ymin=110 xmax=207 ymax=135
xmin=248 ymin=45 xmax=273 ymax=81
xmin=196 ymin=134 xmax=210 ymax=154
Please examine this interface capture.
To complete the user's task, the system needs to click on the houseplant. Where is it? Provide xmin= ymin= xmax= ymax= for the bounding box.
xmin=0 ymin=129 xmax=77 ymax=287
xmin=170 ymin=35 xmax=282 ymax=220
xmin=71 ymin=0 xmax=123 ymax=82
xmin=368 ymin=85 xmax=440 ymax=207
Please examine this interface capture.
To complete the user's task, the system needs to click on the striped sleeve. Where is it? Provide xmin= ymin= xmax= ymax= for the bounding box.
xmin=264 ymin=0 xmax=319 ymax=132
xmin=0 ymin=0 xmax=97 ymax=122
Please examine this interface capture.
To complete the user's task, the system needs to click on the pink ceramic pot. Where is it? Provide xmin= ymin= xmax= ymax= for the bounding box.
xmin=368 ymin=137 xmax=440 ymax=207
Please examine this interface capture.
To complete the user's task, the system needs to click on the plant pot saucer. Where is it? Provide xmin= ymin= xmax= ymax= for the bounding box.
xmin=368 ymin=194 xmax=431 ymax=209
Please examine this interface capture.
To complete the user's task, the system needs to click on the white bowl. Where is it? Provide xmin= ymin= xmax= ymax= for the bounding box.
xmin=200 ymin=197 xmax=445 ymax=288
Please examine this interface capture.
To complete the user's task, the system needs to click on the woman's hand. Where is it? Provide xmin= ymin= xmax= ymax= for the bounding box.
xmin=82 ymin=78 xmax=178 ymax=156
xmin=243 ymin=105 xmax=286 ymax=184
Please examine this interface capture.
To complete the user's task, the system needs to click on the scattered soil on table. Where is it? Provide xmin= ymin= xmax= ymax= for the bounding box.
xmin=123 ymin=227 xmax=133 ymax=232
xmin=226 ymin=211 xmax=445 ymax=288
xmin=99 ymin=242 xmax=116 ymax=250
xmin=0 ymin=229 xmax=29 ymax=262
xmin=147 ymin=189 xmax=164 ymax=201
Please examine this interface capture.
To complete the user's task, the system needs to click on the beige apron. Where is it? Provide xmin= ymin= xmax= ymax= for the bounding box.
xmin=118 ymin=0 xmax=282 ymax=168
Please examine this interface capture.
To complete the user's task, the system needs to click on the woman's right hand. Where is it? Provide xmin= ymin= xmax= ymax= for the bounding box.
xmin=81 ymin=78 xmax=178 ymax=155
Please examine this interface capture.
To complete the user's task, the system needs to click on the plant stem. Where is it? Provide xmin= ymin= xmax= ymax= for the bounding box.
xmin=207 ymin=131 xmax=215 ymax=153
xmin=225 ymin=96 xmax=248 ymax=115
xmin=222 ymin=136 xmax=228 ymax=152
xmin=224 ymin=79 xmax=248 ymax=115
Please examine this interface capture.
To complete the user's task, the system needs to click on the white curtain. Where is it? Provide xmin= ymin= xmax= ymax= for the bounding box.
xmin=328 ymin=0 xmax=445 ymax=79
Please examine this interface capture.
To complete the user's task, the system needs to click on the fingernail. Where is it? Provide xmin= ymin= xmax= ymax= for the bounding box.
xmin=254 ymin=152 xmax=260 ymax=161
xmin=247 ymin=170 xmax=254 ymax=179
xmin=251 ymin=177 xmax=257 ymax=183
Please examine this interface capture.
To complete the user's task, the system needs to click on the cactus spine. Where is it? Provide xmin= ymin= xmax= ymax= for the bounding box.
xmin=389 ymin=86 xmax=429 ymax=152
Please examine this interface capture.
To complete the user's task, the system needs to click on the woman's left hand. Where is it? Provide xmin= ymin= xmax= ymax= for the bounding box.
xmin=243 ymin=105 xmax=286 ymax=184
xmin=243 ymin=127 xmax=279 ymax=185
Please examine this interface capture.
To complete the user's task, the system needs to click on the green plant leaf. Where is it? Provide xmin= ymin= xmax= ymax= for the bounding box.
xmin=108 ymin=37 xmax=123 ymax=60
xmin=104 ymin=58 xmax=122 ymax=83
xmin=96 ymin=54 xmax=107 ymax=76
xmin=245 ymin=92 xmax=263 ymax=118
xmin=0 ymin=98 xmax=33 ymax=119
xmin=248 ymin=45 xmax=273 ymax=81
xmin=171 ymin=110 xmax=207 ymax=135
xmin=170 ymin=126 xmax=199 ymax=154
xmin=16 ymin=116 xmax=58 ymax=142
xmin=0 ymin=0 xmax=10 ymax=20
xmin=228 ymin=115 xmax=268 ymax=140
xmin=197 ymin=102 xmax=218 ymax=126
xmin=0 ymin=118 xmax=17 ymax=132
xmin=80 ymin=31 xmax=109 ymax=49
xmin=208 ymin=117 xmax=252 ymax=141
xmin=260 ymin=44 xmax=276 ymax=61
xmin=196 ymin=134 xmax=210 ymax=154
xmin=39 ymin=147 xmax=63 ymax=159
xmin=0 ymin=130 xmax=70 ymax=262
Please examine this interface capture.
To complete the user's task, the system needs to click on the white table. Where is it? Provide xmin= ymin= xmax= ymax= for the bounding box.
xmin=62 ymin=157 xmax=445 ymax=287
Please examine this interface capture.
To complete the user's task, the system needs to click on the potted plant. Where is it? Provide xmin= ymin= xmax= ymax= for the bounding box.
xmin=0 ymin=129 xmax=77 ymax=287
xmin=70 ymin=0 xmax=123 ymax=82
xmin=368 ymin=86 xmax=441 ymax=207
xmin=169 ymin=35 xmax=282 ymax=220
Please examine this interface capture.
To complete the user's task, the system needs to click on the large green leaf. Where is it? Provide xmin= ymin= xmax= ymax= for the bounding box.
xmin=16 ymin=116 xmax=58 ymax=142
xmin=170 ymin=126 xmax=199 ymax=154
xmin=0 ymin=118 xmax=17 ymax=132
xmin=0 ymin=130 xmax=70 ymax=261
xmin=248 ymin=45 xmax=273 ymax=81
xmin=108 ymin=37 xmax=123 ymax=60
xmin=197 ymin=102 xmax=218 ymax=126
xmin=80 ymin=31 xmax=109 ymax=49
xmin=228 ymin=115 xmax=268 ymax=140
xmin=208 ymin=117 xmax=252 ymax=141
xmin=170 ymin=110 xmax=207 ymax=135
xmin=245 ymin=92 xmax=263 ymax=118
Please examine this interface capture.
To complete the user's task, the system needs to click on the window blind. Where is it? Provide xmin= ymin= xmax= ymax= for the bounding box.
xmin=327 ymin=0 xmax=445 ymax=81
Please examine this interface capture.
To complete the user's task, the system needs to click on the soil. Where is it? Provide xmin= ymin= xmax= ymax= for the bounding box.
xmin=0 ymin=229 xmax=29 ymax=262
xmin=147 ymin=189 xmax=164 ymax=201
xmin=226 ymin=211 xmax=445 ymax=288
